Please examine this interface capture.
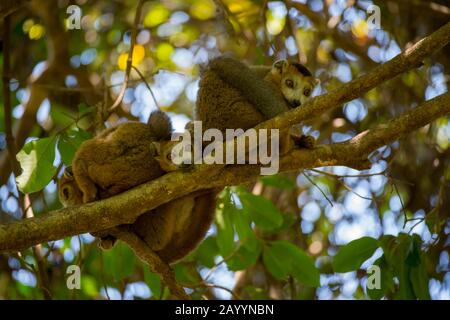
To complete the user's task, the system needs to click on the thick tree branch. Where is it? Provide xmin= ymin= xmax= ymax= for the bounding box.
xmin=257 ymin=21 xmax=450 ymax=131
xmin=0 ymin=90 xmax=449 ymax=252
xmin=0 ymin=21 xmax=449 ymax=252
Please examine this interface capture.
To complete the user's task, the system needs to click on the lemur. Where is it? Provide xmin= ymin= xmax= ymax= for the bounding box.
xmin=156 ymin=56 xmax=319 ymax=165
xmin=58 ymin=57 xmax=318 ymax=262
xmin=58 ymin=110 xmax=218 ymax=262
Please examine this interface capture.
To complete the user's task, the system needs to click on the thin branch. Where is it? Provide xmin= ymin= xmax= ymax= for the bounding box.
xmin=131 ymin=66 xmax=159 ymax=109
xmin=1 ymin=21 xmax=450 ymax=252
xmin=308 ymin=169 xmax=374 ymax=201
xmin=183 ymin=282 xmax=241 ymax=300
xmin=309 ymin=168 xmax=386 ymax=178
xmin=1 ymin=91 xmax=448 ymax=252
xmin=302 ymin=172 xmax=334 ymax=207
xmin=108 ymin=0 xmax=145 ymax=112
xmin=393 ymin=183 xmax=408 ymax=229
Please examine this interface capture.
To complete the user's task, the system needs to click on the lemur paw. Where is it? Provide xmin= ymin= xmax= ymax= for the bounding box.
xmin=98 ymin=236 xmax=117 ymax=250
xmin=294 ymin=135 xmax=316 ymax=149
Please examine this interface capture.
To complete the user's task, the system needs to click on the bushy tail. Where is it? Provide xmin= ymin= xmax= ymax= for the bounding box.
xmin=147 ymin=110 xmax=173 ymax=140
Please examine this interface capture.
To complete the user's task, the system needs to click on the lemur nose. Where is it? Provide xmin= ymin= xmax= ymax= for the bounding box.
xmin=292 ymin=99 xmax=301 ymax=107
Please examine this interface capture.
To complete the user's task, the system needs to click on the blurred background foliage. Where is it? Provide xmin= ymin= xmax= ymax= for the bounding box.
xmin=0 ymin=0 xmax=449 ymax=300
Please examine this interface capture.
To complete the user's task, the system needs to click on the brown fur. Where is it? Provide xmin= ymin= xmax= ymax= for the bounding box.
xmin=58 ymin=171 xmax=218 ymax=263
xmin=58 ymin=111 xmax=217 ymax=264
xmin=71 ymin=122 xmax=165 ymax=203
xmin=195 ymin=57 xmax=318 ymax=153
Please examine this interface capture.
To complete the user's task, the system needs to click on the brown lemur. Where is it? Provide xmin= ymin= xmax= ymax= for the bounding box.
xmin=156 ymin=56 xmax=320 ymax=165
xmin=58 ymin=110 xmax=218 ymax=263
xmin=58 ymin=56 xmax=318 ymax=262
xmin=196 ymin=56 xmax=319 ymax=133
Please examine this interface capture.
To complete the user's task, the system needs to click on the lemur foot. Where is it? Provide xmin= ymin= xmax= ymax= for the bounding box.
xmin=293 ymin=135 xmax=316 ymax=149
xmin=98 ymin=236 xmax=117 ymax=250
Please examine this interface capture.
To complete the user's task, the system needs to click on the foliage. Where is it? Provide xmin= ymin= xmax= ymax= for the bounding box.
xmin=0 ymin=0 xmax=449 ymax=300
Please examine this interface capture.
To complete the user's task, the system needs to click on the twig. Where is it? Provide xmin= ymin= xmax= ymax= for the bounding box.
xmin=3 ymin=14 xmax=52 ymax=300
xmin=182 ymin=282 xmax=241 ymax=300
xmin=108 ymin=0 xmax=145 ymax=112
xmin=131 ymin=66 xmax=159 ymax=109
xmin=392 ymin=183 xmax=408 ymax=229
xmin=309 ymin=168 xmax=386 ymax=178
xmin=1 ymin=21 xmax=450 ymax=251
xmin=302 ymin=172 xmax=334 ymax=207
xmin=308 ymin=169 xmax=374 ymax=201
xmin=23 ymin=195 xmax=52 ymax=300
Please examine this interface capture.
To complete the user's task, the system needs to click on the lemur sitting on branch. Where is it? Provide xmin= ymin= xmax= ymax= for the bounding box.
xmin=57 ymin=56 xmax=318 ymax=263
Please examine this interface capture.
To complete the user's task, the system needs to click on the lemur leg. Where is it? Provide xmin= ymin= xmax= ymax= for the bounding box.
xmin=292 ymin=134 xmax=316 ymax=149
xmin=72 ymin=159 xmax=98 ymax=204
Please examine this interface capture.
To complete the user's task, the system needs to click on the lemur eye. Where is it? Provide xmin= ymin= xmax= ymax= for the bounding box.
xmin=62 ymin=186 xmax=71 ymax=200
xmin=63 ymin=167 xmax=74 ymax=179
xmin=303 ymin=87 xmax=311 ymax=96
xmin=166 ymin=152 xmax=172 ymax=161
xmin=285 ymin=79 xmax=294 ymax=88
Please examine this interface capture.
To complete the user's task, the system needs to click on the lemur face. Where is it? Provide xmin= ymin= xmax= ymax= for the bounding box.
xmin=271 ymin=59 xmax=319 ymax=108
xmin=152 ymin=140 xmax=184 ymax=172
xmin=58 ymin=166 xmax=83 ymax=207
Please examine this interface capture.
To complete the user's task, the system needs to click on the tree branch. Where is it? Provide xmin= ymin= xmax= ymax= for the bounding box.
xmin=0 ymin=90 xmax=449 ymax=252
xmin=0 ymin=21 xmax=449 ymax=256
xmin=109 ymin=227 xmax=189 ymax=300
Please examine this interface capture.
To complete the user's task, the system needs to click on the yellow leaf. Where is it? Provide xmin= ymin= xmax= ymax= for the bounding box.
xmin=266 ymin=10 xmax=285 ymax=35
xmin=29 ymin=24 xmax=45 ymax=40
xmin=144 ymin=3 xmax=170 ymax=27
xmin=132 ymin=44 xmax=145 ymax=64
xmin=190 ymin=0 xmax=216 ymax=20
xmin=352 ymin=19 xmax=368 ymax=39
xmin=23 ymin=19 xmax=34 ymax=33
xmin=117 ymin=45 xmax=145 ymax=70
xmin=156 ymin=42 xmax=174 ymax=62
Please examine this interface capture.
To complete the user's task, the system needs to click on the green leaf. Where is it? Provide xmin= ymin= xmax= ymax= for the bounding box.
xmin=174 ymin=263 xmax=201 ymax=285
xmin=263 ymin=240 xmax=320 ymax=287
xmin=238 ymin=190 xmax=283 ymax=231
xmin=78 ymin=103 xmax=96 ymax=116
xmin=395 ymin=264 xmax=415 ymax=299
xmin=366 ymin=255 xmax=394 ymax=300
xmin=192 ymin=237 xmax=218 ymax=268
xmin=215 ymin=191 xmax=236 ymax=257
xmin=16 ymin=137 xmax=58 ymax=193
xmin=81 ymin=275 xmax=98 ymax=297
xmin=406 ymin=235 xmax=421 ymax=267
xmin=58 ymin=129 xmax=92 ymax=166
xmin=263 ymin=243 xmax=290 ymax=279
xmin=143 ymin=266 xmax=161 ymax=298
xmin=260 ymin=174 xmax=295 ymax=189
xmin=231 ymin=207 xmax=253 ymax=241
xmin=275 ymin=241 xmax=320 ymax=287
xmin=385 ymin=234 xmax=415 ymax=300
xmin=410 ymin=254 xmax=431 ymax=300
xmin=102 ymin=242 xmax=136 ymax=280
xmin=333 ymin=237 xmax=380 ymax=273
xmin=227 ymin=238 xmax=261 ymax=271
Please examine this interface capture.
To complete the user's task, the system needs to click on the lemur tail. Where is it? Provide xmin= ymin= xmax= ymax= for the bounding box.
xmin=147 ymin=110 xmax=173 ymax=140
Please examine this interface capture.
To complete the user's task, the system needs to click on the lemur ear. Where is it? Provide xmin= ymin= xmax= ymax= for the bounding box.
xmin=151 ymin=141 xmax=161 ymax=156
xmin=63 ymin=166 xmax=74 ymax=180
xmin=273 ymin=59 xmax=288 ymax=72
